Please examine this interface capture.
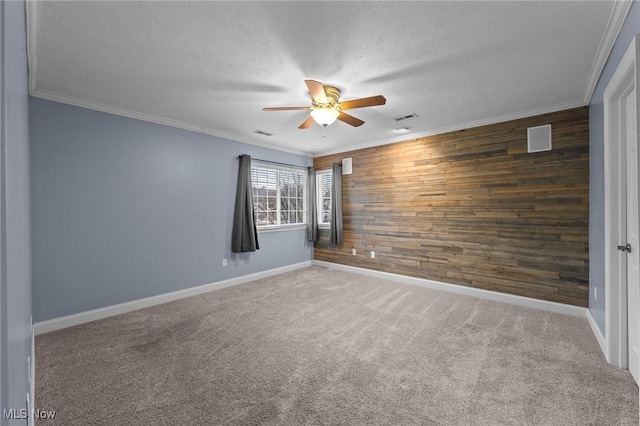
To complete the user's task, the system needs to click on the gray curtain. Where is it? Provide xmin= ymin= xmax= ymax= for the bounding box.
xmin=329 ymin=162 xmax=343 ymax=246
xmin=306 ymin=167 xmax=318 ymax=242
xmin=231 ymin=154 xmax=259 ymax=253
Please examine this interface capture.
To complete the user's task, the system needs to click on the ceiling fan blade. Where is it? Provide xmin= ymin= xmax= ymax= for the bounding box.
xmin=338 ymin=112 xmax=364 ymax=127
xmin=298 ymin=116 xmax=315 ymax=129
xmin=263 ymin=106 xmax=311 ymax=111
xmin=339 ymin=95 xmax=386 ymax=110
xmin=305 ymin=79 xmax=328 ymax=104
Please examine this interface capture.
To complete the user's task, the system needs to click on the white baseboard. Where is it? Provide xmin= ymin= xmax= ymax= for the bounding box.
xmin=586 ymin=309 xmax=608 ymax=361
xmin=34 ymin=259 xmax=593 ymax=336
xmin=34 ymin=261 xmax=312 ymax=335
xmin=312 ymin=260 xmax=588 ymax=318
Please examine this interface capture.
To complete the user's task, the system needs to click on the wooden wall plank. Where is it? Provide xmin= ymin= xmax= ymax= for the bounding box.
xmin=313 ymin=107 xmax=589 ymax=307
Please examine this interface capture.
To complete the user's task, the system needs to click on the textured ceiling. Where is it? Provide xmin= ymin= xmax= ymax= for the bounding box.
xmin=28 ymin=1 xmax=623 ymax=156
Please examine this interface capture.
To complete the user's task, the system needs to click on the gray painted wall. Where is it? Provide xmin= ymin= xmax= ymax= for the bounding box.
xmin=589 ymin=0 xmax=640 ymax=334
xmin=30 ymin=98 xmax=313 ymax=322
xmin=1 ymin=0 xmax=33 ymax=424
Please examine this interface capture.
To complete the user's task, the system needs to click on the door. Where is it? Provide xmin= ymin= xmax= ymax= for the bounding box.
xmin=626 ymin=87 xmax=639 ymax=385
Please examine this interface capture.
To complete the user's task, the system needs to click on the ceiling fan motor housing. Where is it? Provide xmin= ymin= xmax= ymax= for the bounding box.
xmin=318 ymin=86 xmax=341 ymax=107
xmin=264 ymin=80 xmax=384 ymax=129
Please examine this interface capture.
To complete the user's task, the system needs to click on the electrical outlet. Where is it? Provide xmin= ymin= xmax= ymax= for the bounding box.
xmin=371 ymin=251 xmax=376 ymax=259
xmin=594 ymin=287 xmax=597 ymax=301
xmin=222 ymin=258 xmax=228 ymax=267
xmin=352 ymin=248 xmax=356 ymax=255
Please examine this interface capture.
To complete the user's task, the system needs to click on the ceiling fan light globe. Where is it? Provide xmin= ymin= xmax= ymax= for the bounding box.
xmin=310 ymin=108 xmax=340 ymax=126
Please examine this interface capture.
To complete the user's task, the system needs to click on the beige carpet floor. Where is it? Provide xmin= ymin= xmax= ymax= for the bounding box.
xmin=36 ymin=266 xmax=638 ymax=425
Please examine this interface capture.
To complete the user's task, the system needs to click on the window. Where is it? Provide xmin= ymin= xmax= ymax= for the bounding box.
xmin=251 ymin=163 xmax=306 ymax=230
xmin=317 ymin=170 xmax=333 ymax=228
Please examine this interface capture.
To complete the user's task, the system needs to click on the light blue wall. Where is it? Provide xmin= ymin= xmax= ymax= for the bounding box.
xmin=30 ymin=98 xmax=313 ymax=322
xmin=1 ymin=0 xmax=33 ymax=424
xmin=589 ymin=0 xmax=640 ymax=334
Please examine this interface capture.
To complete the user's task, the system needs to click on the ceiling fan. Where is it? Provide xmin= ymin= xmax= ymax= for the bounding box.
xmin=263 ymin=80 xmax=386 ymax=129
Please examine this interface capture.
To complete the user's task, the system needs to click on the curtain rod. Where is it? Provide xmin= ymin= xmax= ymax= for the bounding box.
xmin=238 ymin=155 xmax=307 ymax=170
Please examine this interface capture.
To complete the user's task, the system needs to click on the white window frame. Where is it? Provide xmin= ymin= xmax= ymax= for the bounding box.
xmin=251 ymin=161 xmax=307 ymax=232
xmin=316 ymin=169 xmax=333 ymax=229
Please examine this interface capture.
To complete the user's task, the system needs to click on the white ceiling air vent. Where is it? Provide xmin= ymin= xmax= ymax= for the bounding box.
xmin=394 ymin=113 xmax=419 ymax=122
xmin=253 ymin=130 xmax=273 ymax=137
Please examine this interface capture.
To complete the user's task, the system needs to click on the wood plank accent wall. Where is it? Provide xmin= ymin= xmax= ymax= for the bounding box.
xmin=313 ymin=107 xmax=589 ymax=307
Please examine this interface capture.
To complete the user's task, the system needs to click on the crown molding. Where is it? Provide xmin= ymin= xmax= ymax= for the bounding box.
xmin=313 ymin=98 xmax=586 ymax=157
xmin=25 ymin=0 xmax=310 ymax=158
xmin=26 ymin=0 xmax=618 ymax=159
xmin=30 ymin=89 xmax=313 ymax=158
xmin=582 ymin=0 xmax=633 ymax=104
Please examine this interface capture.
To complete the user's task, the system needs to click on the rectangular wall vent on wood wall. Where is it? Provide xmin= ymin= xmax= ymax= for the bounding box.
xmin=342 ymin=158 xmax=353 ymax=175
xmin=527 ymin=124 xmax=552 ymax=153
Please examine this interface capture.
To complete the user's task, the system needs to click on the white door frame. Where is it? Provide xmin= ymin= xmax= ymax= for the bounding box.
xmin=604 ymin=34 xmax=639 ymax=368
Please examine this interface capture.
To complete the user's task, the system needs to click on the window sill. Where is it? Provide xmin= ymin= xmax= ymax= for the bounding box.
xmin=257 ymin=224 xmax=307 ymax=234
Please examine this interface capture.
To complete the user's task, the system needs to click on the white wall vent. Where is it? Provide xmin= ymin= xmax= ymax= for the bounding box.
xmin=342 ymin=158 xmax=353 ymax=175
xmin=527 ymin=124 xmax=552 ymax=153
